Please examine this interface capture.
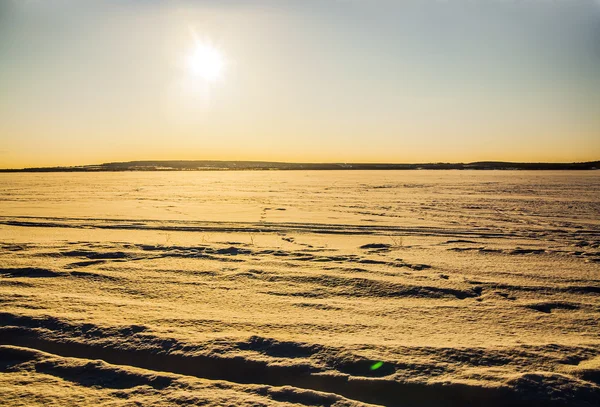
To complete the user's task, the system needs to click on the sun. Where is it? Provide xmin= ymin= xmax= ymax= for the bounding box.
xmin=187 ymin=42 xmax=225 ymax=82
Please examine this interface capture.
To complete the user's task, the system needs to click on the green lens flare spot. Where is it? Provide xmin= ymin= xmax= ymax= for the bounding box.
xmin=370 ymin=361 xmax=384 ymax=371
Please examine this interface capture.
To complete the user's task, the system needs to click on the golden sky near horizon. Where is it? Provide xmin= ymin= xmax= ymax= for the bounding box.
xmin=1 ymin=0 xmax=599 ymax=168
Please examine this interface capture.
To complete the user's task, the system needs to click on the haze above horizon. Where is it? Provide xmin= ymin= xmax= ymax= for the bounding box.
xmin=1 ymin=0 xmax=599 ymax=167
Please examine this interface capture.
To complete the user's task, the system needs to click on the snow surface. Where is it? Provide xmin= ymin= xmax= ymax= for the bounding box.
xmin=0 ymin=170 xmax=599 ymax=406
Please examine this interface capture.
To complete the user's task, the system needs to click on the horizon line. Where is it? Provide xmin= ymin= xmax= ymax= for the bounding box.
xmin=1 ymin=159 xmax=599 ymax=172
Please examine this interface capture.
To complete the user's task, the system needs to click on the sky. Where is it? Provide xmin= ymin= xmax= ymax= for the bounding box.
xmin=1 ymin=0 xmax=599 ymax=167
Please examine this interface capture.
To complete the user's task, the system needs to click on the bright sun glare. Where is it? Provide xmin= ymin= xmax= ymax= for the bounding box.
xmin=188 ymin=42 xmax=225 ymax=82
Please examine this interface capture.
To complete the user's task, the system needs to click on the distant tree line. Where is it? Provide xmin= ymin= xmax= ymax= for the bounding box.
xmin=1 ymin=160 xmax=598 ymax=172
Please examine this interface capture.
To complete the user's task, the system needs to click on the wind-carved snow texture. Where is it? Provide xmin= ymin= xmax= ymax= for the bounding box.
xmin=0 ymin=171 xmax=599 ymax=406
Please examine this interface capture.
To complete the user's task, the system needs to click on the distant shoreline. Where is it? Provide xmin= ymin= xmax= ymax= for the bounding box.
xmin=1 ymin=160 xmax=598 ymax=172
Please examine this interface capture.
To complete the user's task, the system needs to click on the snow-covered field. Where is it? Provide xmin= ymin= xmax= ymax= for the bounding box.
xmin=1 ymin=170 xmax=599 ymax=406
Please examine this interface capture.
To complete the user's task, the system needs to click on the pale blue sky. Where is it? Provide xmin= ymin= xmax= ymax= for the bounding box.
xmin=1 ymin=0 xmax=599 ymax=167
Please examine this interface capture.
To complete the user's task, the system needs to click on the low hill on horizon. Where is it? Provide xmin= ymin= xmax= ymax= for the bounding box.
xmin=1 ymin=160 xmax=599 ymax=172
